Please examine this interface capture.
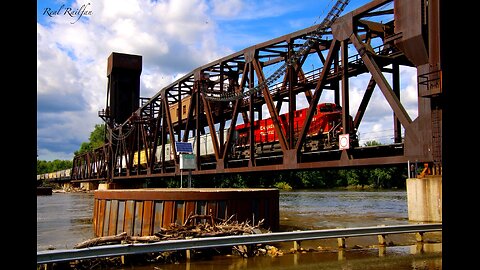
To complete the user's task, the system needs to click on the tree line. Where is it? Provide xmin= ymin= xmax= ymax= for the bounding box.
xmin=37 ymin=123 xmax=106 ymax=175
xmin=147 ymin=165 xmax=408 ymax=190
xmin=37 ymin=159 xmax=73 ymax=175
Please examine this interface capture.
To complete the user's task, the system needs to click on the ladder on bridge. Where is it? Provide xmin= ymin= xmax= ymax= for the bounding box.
xmin=431 ymin=107 xmax=441 ymax=175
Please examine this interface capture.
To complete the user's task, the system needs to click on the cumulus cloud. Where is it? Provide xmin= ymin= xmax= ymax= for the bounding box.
xmin=37 ymin=0 xmax=226 ymax=161
xmin=211 ymin=0 xmax=243 ymax=18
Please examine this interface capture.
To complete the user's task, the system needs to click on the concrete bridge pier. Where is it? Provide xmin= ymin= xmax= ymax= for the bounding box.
xmin=406 ymin=176 xmax=442 ymax=222
xmin=80 ymin=182 xmax=99 ymax=191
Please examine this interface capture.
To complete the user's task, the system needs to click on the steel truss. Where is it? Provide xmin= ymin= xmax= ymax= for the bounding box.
xmin=72 ymin=0 xmax=442 ymax=182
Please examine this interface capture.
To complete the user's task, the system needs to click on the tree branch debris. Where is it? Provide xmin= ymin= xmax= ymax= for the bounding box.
xmin=74 ymin=214 xmax=267 ymax=249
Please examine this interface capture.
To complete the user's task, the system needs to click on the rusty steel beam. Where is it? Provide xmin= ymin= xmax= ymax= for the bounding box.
xmin=201 ymin=94 xmax=220 ymax=161
xmin=353 ymin=76 xmax=376 ymax=130
xmin=253 ymin=59 xmax=289 ymax=152
xmin=75 ymin=153 xmax=407 ymax=182
xmin=221 ymin=99 xmax=241 ymax=160
xmin=161 ymin=91 xmax=178 ymax=165
xmin=248 ymin=62 xmax=256 ymax=167
xmin=350 ymin=33 xmax=412 ymax=128
xmin=239 ymin=63 xmax=250 ymax=125
xmin=392 ymin=63 xmax=402 ymax=143
xmin=160 ymin=105 xmax=167 ymax=173
xmin=182 ymin=90 xmax=196 ymax=143
xmin=194 ymin=86 xmax=201 ymax=170
xmin=149 ymin=103 xmax=163 ymax=173
xmin=295 ymin=40 xmax=340 ymax=152
xmin=341 ymin=40 xmax=350 ymax=135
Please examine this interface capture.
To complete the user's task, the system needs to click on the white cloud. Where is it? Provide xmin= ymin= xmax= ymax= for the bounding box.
xmin=37 ymin=0 xmax=227 ymax=161
xmin=211 ymin=0 xmax=243 ymax=17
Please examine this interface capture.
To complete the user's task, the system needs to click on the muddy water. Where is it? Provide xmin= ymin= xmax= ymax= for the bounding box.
xmin=279 ymin=190 xmax=409 ymax=230
xmin=37 ymin=189 xmax=442 ymax=269
xmin=37 ymin=192 xmax=95 ymax=251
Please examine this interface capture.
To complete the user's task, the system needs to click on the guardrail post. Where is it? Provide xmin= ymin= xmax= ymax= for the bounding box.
xmin=415 ymin=232 xmax=424 ymax=242
xmin=293 ymin=240 xmax=301 ymax=251
xmin=186 ymin=249 xmax=191 ymax=260
xmin=337 ymin=237 xmax=346 ymax=249
xmin=377 ymin=234 xmax=386 ymax=246
xmin=416 ymin=242 xmax=424 ymax=254
xmin=378 ymin=245 xmax=386 ymax=257
xmin=338 ymin=248 xmax=345 ymax=260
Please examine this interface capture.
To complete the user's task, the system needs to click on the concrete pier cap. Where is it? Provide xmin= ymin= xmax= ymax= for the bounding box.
xmin=406 ymin=176 xmax=442 ymax=222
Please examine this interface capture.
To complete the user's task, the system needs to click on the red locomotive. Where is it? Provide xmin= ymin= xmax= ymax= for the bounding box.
xmin=233 ymin=103 xmax=358 ymax=158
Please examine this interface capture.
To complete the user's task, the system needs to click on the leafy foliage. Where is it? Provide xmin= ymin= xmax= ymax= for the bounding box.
xmin=189 ymin=165 xmax=407 ymax=190
xmin=37 ymin=159 xmax=73 ymax=174
xmin=74 ymin=123 xmax=106 ymax=156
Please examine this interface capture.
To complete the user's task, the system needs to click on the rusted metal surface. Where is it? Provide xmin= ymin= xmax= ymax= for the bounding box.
xmin=104 ymin=52 xmax=142 ymax=126
xmin=93 ymin=188 xmax=280 ymax=237
xmin=70 ymin=0 xmax=442 ymax=183
xmin=394 ymin=0 xmax=429 ymax=66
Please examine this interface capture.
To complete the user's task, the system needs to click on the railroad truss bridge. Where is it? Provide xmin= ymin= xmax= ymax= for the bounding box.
xmin=71 ymin=0 xmax=442 ymax=184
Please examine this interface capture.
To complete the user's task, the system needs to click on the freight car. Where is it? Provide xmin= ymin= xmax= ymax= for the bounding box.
xmin=38 ymin=168 xmax=72 ymax=181
xmin=127 ymin=129 xmax=229 ymax=169
xmin=232 ymin=102 xmax=358 ymax=158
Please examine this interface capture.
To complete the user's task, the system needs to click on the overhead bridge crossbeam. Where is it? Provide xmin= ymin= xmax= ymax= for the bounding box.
xmin=37 ymin=223 xmax=441 ymax=264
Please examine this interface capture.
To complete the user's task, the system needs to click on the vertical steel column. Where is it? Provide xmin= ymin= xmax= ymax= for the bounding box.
xmin=177 ymin=83 xmax=182 ymax=142
xmin=162 ymin=92 xmax=177 ymax=169
xmin=160 ymin=104 xmax=166 ymax=173
xmin=201 ymin=94 xmax=220 ymax=161
xmin=288 ymin=42 xmax=296 ymax=149
xmin=195 ymin=84 xmax=201 ymax=171
xmin=222 ymin=99 xmax=241 ymax=160
xmin=341 ymin=40 xmax=350 ymax=134
xmin=392 ymin=63 xmax=402 ymax=143
xmin=334 ymin=50 xmax=341 ymax=106
xmin=219 ymin=66 xmax=225 ymax=151
xmin=249 ymin=63 xmax=256 ymax=166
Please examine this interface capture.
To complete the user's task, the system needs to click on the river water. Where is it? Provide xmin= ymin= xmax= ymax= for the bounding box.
xmin=37 ymin=189 xmax=442 ymax=269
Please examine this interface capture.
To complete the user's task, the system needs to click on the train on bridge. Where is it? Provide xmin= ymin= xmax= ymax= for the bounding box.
xmin=37 ymin=168 xmax=71 ymax=181
xmin=119 ymin=101 xmax=357 ymax=170
xmin=38 ymin=101 xmax=358 ymax=181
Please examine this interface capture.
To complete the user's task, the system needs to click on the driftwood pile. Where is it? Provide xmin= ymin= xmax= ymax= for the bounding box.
xmin=69 ymin=215 xmax=282 ymax=269
xmin=74 ymin=214 xmax=266 ymax=249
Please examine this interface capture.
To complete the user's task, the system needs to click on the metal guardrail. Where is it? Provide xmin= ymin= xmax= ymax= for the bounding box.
xmin=37 ymin=223 xmax=441 ymax=264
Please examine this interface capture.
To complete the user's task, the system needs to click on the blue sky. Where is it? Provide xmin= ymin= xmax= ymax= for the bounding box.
xmin=37 ymin=0 xmax=418 ymax=161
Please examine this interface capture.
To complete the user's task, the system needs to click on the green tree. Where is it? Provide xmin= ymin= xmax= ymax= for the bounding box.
xmin=36 ymin=159 xmax=73 ymax=174
xmin=74 ymin=123 xmax=106 ymax=155
xmin=89 ymin=123 xmax=107 ymax=149
xmin=336 ymin=169 xmax=355 ymax=186
xmin=364 ymin=140 xmax=381 ymax=147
